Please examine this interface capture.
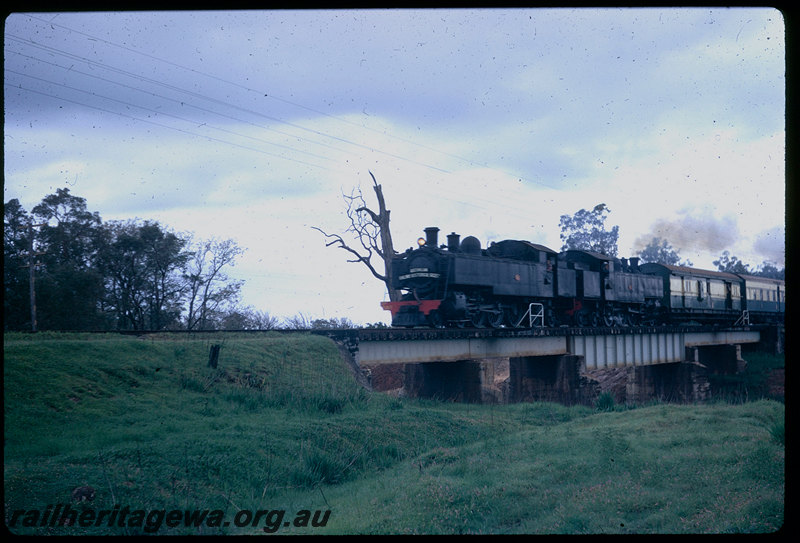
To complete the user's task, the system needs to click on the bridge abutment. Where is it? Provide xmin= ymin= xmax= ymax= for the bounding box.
xmin=509 ymin=355 xmax=598 ymax=405
xmin=626 ymin=362 xmax=711 ymax=404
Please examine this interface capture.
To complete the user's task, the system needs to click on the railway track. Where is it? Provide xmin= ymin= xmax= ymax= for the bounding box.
xmin=72 ymin=323 xmax=766 ymax=343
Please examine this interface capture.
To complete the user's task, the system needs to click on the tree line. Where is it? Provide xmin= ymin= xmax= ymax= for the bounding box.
xmin=4 ymin=188 xmax=253 ymax=331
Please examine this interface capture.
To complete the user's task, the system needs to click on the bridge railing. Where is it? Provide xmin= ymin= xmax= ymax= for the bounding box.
xmin=734 ymin=310 xmax=750 ymax=326
xmin=515 ymin=303 xmax=544 ymax=328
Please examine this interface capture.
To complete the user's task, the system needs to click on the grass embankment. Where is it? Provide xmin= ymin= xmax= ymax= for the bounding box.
xmin=4 ymin=332 xmax=784 ymax=534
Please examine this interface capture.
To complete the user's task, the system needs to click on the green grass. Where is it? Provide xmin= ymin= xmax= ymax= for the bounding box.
xmin=4 ymin=332 xmax=784 ymax=534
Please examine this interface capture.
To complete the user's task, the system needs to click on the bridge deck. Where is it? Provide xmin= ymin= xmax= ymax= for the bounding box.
xmin=353 ymin=326 xmax=761 ymax=368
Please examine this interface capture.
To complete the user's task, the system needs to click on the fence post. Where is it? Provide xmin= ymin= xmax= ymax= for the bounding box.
xmin=208 ymin=344 xmax=221 ymax=368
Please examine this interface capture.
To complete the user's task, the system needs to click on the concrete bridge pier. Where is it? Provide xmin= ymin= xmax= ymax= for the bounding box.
xmin=396 ymin=355 xmax=600 ymax=405
xmin=686 ymin=344 xmax=746 ymax=374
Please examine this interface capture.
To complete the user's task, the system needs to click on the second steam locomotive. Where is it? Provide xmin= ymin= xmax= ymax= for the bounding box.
xmin=381 ymin=227 xmax=784 ymax=329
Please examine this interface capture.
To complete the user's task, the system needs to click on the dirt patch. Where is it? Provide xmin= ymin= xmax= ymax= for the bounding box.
xmin=365 ymin=363 xmax=405 ymax=392
xmin=766 ymin=368 xmax=784 ymax=399
xmin=583 ymin=367 xmax=629 ymax=404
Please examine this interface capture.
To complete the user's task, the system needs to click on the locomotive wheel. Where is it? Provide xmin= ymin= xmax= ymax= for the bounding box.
xmin=427 ymin=311 xmax=444 ymax=328
xmin=506 ymin=306 xmax=523 ymax=327
xmin=470 ymin=311 xmax=486 ymax=328
xmin=486 ymin=308 xmax=504 ymax=328
xmin=621 ymin=312 xmax=634 ymax=327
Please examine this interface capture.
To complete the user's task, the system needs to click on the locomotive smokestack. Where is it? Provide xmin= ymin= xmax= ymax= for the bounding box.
xmin=630 ymin=257 xmax=640 ymax=271
xmin=447 ymin=232 xmax=460 ymax=252
xmin=424 ymin=227 xmax=440 ymax=248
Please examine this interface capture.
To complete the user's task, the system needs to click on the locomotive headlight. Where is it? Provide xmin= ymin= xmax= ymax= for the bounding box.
xmin=417 ymin=237 xmax=426 ymax=247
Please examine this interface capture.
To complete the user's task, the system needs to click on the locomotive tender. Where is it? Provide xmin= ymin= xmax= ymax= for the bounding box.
xmin=381 ymin=227 xmax=785 ymax=328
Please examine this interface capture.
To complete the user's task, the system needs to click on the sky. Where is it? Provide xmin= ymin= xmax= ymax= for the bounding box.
xmin=4 ymin=8 xmax=786 ymax=325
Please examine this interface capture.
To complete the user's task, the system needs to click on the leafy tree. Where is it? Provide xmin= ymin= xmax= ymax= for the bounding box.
xmin=637 ymin=237 xmax=693 ymax=267
xmin=4 ymin=199 xmax=33 ymax=329
xmin=754 ymin=262 xmax=784 ymax=280
xmin=313 ymin=171 xmax=401 ymax=302
xmin=98 ymin=220 xmax=190 ymax=330
xmin=183 ymin=238 xmax=245 ymax=330
xmin=140 ymin=222 xmax=190 ymax=329
xmin=32 ymin=188 xmax=103 ymax=267
xmin=29 ymin=189 xmax=107 ymax=330
xmin=559 ymin=203 xmax=619 ymax=257
xmin=713 ymin=250 xmax=751 ymax=274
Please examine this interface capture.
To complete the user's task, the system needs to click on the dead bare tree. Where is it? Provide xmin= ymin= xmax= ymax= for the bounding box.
xmin=312 ymin=171 xmax=401 ymax=302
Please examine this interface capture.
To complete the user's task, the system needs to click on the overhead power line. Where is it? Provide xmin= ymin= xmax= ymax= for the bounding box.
xmin=10 ymin=13 xmax=560 ymax=189
xmin=5 ymin=13 xmax=564 ymax=223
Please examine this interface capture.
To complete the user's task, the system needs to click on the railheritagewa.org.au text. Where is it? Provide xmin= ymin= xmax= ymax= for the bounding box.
xmin=8 ymin=504 xmax=331 ymax=533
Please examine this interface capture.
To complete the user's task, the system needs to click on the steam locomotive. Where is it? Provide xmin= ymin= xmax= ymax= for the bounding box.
xmin=380 ymin=227 xmax=785 ymax=328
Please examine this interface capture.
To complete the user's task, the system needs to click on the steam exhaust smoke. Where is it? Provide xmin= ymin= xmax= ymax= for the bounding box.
xmin=633 ymin=209 xmax=738 ymax=254
xmin=753 ymin=226 xmax=785 ymax=267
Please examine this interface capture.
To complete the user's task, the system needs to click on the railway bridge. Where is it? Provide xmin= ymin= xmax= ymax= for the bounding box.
xmin=334 ymin=326 xmax=772 ymax=405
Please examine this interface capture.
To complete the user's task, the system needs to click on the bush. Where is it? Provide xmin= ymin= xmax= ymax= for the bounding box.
xmin=768 ymin=419 xmax=784 ymax=445
xmin=594 ymin=391 xmax=615 ymax=412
